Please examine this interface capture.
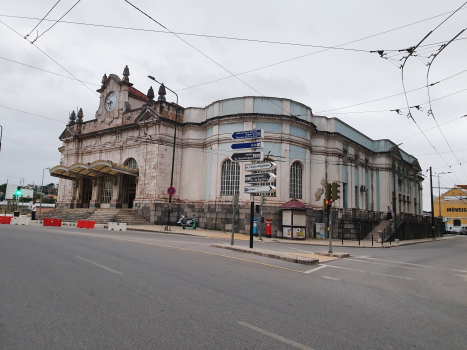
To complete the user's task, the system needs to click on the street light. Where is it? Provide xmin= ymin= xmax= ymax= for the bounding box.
xmin=40 ymin=167 xmax=50 ymax=214
xmin=0 ymin=124 xmax=3 ymax=152
xmin=148 ymin=75 xmax=179 ymax=230
xmin=437 ymin=171 xmax=451 ymax=217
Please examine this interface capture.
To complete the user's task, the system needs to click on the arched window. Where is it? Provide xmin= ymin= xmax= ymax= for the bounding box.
xmin=124 ymin=158 xmax=138 ymax=169
xmin=256 ymin=158 xmax=277 ymax=197
xmin=221 ymin=159 xmax=240 ymax=195
xmin=290 ymin=162 xmax=302 ymax=199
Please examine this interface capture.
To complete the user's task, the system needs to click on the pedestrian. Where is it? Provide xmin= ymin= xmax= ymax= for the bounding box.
xmin=387 ymin=206 xmax=392 ymax=220
xmin=31 ymin=201 xmax=36 ymax=220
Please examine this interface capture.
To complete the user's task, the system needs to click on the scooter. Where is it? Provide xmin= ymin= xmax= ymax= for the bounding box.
xmin=177 ymin=214 xmax=196 ymax=229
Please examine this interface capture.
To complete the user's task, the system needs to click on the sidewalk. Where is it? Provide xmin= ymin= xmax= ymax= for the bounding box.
xmin=126 ymin=224 xmax=458 ymax=248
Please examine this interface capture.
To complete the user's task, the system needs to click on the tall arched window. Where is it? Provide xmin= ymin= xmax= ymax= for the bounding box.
xmin=290 ymin=162 xmax=302 ymax=199
xmin=257 ymin=158 xmax=277 ymax=197
xmin=124 ymin=158 xmax=138 ymax=169
xmin=221 ymin=159 xmax=240 ymax=195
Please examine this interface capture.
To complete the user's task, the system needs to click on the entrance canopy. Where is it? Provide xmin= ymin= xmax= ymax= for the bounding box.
xmin=50 ymin=160 xmax=139 ymax=180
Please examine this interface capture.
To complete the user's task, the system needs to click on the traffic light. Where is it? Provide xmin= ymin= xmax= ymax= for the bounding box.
xmin=325 ymin=183 xmax=332 ymax=200
xmin=323 ymin=198 xmax=332 ymax=212
xmin=331 ymin=182 xmax=341 ymax=201
xmin=13 ymin=186 xmax=22 ymax=200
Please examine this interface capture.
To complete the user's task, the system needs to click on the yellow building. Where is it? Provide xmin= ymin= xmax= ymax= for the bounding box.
xmin=433 ymin=186 xmax=467 ymax=228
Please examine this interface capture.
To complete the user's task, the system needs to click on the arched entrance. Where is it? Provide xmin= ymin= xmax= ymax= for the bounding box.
xmin=122 ymin=158 xmax=138 ymax=208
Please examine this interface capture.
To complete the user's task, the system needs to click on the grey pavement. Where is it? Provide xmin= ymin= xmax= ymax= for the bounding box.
xmin=1 ymin=224 xmax=466 ymax=349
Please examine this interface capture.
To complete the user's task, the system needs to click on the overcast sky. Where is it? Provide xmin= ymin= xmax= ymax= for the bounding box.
xmin=0 ymin=0 xmax=466 ymax=209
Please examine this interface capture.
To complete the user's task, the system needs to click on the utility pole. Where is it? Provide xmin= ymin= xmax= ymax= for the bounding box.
xmin=430 ymin=167 xmax=435 ymax=239
xmin=249 ymin=194 xmax=254 ymax=249
xmin=437 ymin=172 xmax=451 ymax=217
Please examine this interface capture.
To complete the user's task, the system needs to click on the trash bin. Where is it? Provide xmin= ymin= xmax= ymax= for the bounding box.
xmin=13 ymin=211 xmax=20 ymax=217
xmin=253 ymin=218 xmax=259 ymax=236
xmin=265 ymin=219 xmax=272 ymax=237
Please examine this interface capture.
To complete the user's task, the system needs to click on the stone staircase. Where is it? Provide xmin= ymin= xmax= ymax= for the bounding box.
xmin=39 ymin=208 xmax=96 ymax=222
xmin=363 ymin=220 xmax=392 ymax=241
xmin=39 ymin=208 xmax=150 ymax=225
xmin=87 ymin=209 xmax=150 ymax=225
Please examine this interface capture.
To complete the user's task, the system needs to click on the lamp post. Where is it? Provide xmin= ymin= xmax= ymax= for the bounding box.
xmin=0 ymin=124 xmax=3 ymax=152
xmin=148 ymin=76 xmax=179 ymax=230
xmin=40 ymin=167 xmax=50 ymax=214
xmin=437 ymin=171 xmax=451 ymax=217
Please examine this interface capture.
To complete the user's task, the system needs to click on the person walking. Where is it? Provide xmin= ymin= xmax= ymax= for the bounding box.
xmin=31 ymin=201 xmax=36 ymax=220
xmin=387 ymin=206 xmax=392 ymax=220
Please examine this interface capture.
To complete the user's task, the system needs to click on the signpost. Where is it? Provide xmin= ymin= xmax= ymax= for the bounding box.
xmin=231 ymin=141 xmax=263 ymax=150
xmin=244 ymin=185 xmax=276 ymax=194
xmin=167 ymin=187 xmax=176 ymax=196
xmin=230 ymin=129 xmax=266 ymax=249
xmin=245 ymin=173 xmax=276 ymax=184
xmin=230 ymin=151 xmax=263 ymax=162
xmin=245 ymin=162 xmax=277 ymax=172
xmin=231 ymin=129 xmax=263 ymax=140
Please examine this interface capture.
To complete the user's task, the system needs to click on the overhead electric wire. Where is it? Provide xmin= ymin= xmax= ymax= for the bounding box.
xmin=397 ymin=1 xmax=467 ymax=184
xmin=425 ymin=28 xmax=467 ymax=178
xmin=2 ymin=10 xmax=466 ymax=51
xmin=0 ymin=104 xmax=66 ymax=123
xmin=0 ymin=20 xmax=99 ymax=98
xmin=30 ymin=0 xmax=82 ymax=43
xmin=315 ymin=67 xmax=467 ymax=114
xmin=24 ymin=0 xmax=61 ymax=39
xmin=0 ymin=56 xmax=100 ymax=86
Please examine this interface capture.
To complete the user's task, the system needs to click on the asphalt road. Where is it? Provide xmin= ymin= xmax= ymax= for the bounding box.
xmin=1 ymin=224 xmax=466 ymax=350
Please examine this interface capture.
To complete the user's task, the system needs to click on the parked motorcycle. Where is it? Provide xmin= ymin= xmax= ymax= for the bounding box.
xmin=177 ymin=214 xmax=196 ymax=229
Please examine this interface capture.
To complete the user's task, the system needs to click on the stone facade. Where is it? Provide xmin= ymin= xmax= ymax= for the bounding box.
xmin=52 ymin=66 xmax=425 ymax=236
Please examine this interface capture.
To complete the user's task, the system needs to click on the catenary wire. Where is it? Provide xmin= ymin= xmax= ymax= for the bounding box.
xmin=0 ymin=20 xmax=99 ymax=98
xmin=0 ymin=56 xmax=100 ymax=86
xmin=24 ymin=0 xmax=61 ymax=39
xmin=30 ymin=0 xmax=82 ymax=43
xmin=0 ymin=104 xmax=66 ymax=123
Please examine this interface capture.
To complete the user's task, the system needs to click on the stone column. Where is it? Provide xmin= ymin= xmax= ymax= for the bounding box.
xmin=89 ymin=177 xmax=101 ymax=208
xmin=110 ymin=175 xmax=122 ymax=208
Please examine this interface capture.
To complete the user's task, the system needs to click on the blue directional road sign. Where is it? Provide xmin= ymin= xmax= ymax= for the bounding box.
xmin=231 ymin=141 xmax=263 ymax=150
xmin=231 ymin=129 xmax=263 ymax=140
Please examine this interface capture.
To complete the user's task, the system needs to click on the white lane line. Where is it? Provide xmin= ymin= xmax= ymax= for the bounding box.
xmin=453 ymin=274 xmax=467 ymax=277
xmin=75 ymin=255 xmax=123 ymax=275
xmin=304 ymin=265 xmax=327 ymax=274
xmin=321 ymin=276 xmax=340 ymax=280
xmin=238 ymin=321 xmax=314 ymax=350
xmin=345 ymin=258 xmax=422 ymax=270
xmin=322 ymin=264 xmax=415 ymax=280
xmin=356 ymin=257 xmax=467 ymax=273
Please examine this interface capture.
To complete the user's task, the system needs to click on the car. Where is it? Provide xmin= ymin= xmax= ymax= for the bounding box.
xmin=450 ymin=226 xmax=467 ymax=235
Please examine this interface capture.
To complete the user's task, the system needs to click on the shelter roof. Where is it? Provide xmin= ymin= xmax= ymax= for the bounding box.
xmin=278 ymin=199 xmax=307 ymax=210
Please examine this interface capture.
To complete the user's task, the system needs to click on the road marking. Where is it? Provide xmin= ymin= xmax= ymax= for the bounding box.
xmin=322 ymin=264 xmax=415 ymax=280
xmin=344 ymin=258 xmax=422 ymax=270
xmin=75 ymin=255 xmax=123 ymax=275
xmin=355 ymin=257 xmax=467 ymax=273
xmin=304 ymin=265 xmax=327 ymax=274
xmin=453 ymin=274 xmax=467 ymax=277
xmin=238 ymin=321 xmax=314 ymax=350
xmin=321 ymin=276 xmax=340 ymax=280
xmin=52 ymin=231 xmax=305 ymax=274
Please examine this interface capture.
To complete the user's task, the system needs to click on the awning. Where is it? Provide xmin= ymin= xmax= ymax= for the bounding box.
xmin=278 ymin=199 xmax=308 ymax=210
xmin=50 ymin=160 xmax=139 ymax=180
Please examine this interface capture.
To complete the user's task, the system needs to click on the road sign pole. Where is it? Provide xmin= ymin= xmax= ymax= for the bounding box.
xmin=231 ymin=194 xmax=238 ymax=245
xmin=258 ymin=193 xmax=264 ymax=241
xmin=250 ymin=194 xmax=254 ymax=249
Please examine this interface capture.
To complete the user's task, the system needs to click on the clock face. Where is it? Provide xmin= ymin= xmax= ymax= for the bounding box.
xmin=105 ymin=92 xmax=117 ymax=111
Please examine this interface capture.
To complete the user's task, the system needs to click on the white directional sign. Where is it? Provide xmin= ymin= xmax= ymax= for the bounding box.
xmin=245 ymin=172 xmax=277 ymax=184
xmin=231 ymin=129 xmax=263 ymax=140
xmin=245 ymin=162 xmax=277 ymax=172
xmin=230 ymin=151 xmax=263 ymax=162
xmin=244 ymin=185 xmax=276 ymax=194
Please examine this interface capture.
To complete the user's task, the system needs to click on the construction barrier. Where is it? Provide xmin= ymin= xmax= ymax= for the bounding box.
xmin=43 ymin=218 xmax=62 ymax=227
xmin=11 ymin=217 xmax=31 ymax=226
xmin=0 ymin=216 xmax=11 ymax=225
xmin=77 ymin=220 xmax=96 ymax=229
xmin=108 ymin=222 xmax=127 ymax=231
xmin=0 ymin=217 xmax=12 ymax=224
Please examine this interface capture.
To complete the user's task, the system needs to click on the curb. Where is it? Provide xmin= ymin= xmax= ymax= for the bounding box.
xmin=314 ymin=251 xmax=350 ymax=258
xmin=211 ymin=243 xmax=319 ymax=265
